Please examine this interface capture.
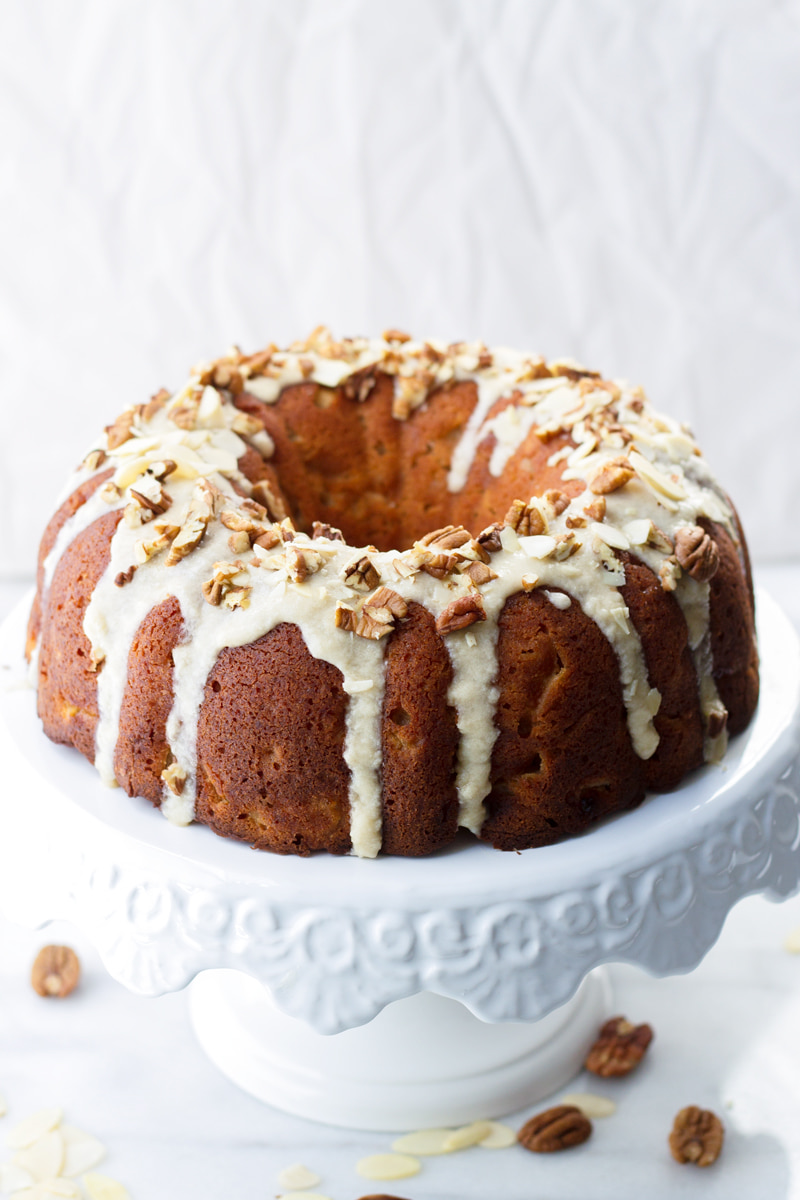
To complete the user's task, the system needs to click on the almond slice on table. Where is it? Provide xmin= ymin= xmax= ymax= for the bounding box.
xmin=13 ymin=1131 xmax=64 ymax=1181
xmin=355 ymin=1153 xmax=421 ymax=1181
xmin=59 ymin=1125 xmax=106 ymax=1176
xmin=441 ymin=1120 xmax=493 ymax=1152
xmin=6 ymin=1110 xmax=63 ymax=1150
xmin=82 ymin=1174 xmax=131 ymax=1200
xmin=477 ymin=1121 xmax=517 ymax=1149
xmin=277 ymin=1163 xmax=322 ymax=1190
xmin=390 ymin=1128 xmax=452 ymax=1156
xmin=559 ymin=1092 xmax=617 ymax=1118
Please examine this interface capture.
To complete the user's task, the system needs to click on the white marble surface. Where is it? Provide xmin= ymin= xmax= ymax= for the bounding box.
xmin=1 ymin=568 xmax=800 ymax=1199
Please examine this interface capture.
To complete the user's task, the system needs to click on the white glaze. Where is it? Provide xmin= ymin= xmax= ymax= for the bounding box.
xmin=33 ymin=333 xmax=751 ymax=856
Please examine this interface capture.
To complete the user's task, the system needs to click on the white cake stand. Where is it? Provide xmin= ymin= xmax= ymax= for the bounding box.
xmin=1 ymin=592 xmax=799 ymax=1132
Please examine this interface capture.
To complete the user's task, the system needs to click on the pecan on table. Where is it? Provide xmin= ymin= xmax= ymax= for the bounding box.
xmin=669 ymin=1106 xmax=724 ymax=1167
xmin=517 ymin=1105 xmax=592 ymax=1153
xmin=584 ymin=1015 xmax=654 ymax=1077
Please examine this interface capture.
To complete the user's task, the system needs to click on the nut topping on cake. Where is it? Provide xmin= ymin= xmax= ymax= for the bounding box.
xmin=674 ymin=525 xmax=720 ymax=582
xmin=436 ymin=594 xmax=487 ymax=636
xmin=589 ymin=457 xmax=635 ymax=494
xmin=344 ymin=555 xmax=381 ymax=592
xmin=504 ymin=499 xmax=547 ymax=536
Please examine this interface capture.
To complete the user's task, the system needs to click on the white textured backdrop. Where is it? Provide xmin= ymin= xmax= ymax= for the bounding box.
xmin=0 ymin=0 xmax=799 ymax=576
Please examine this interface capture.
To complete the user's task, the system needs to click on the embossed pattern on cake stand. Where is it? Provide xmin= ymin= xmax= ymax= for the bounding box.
xmin=0 ymin=592 xmax=798 ymax=1130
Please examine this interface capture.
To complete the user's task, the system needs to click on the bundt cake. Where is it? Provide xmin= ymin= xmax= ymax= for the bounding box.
xmin=26 ymin=329 xmax=759 ymax=857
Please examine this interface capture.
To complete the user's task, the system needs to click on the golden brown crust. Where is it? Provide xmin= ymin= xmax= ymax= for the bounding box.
xmin=194 ymin=622 xmax=352 ymax=855
xmin=380 ymin=601 xmax=459 ymax=855
xmin=481 ymin=589 xmax=646 ymax=850
xmin=114 ymin=596 xmax=184 ymax=805
xmin=620 ymin=556 xmax=705 ymax=790
xmin=36 ymin=509 xmax=123 ymax=762
xmin=26 ymin=469 xmax=114 ymax=659
xmin=703 ymin=519 xmax=759 ymax=734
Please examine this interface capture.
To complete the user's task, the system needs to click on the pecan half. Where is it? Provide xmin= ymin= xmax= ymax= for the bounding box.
xmin=31 ymin=945 xmax=81 ymax=998
xmin=669 ymin=1106 xmax=724 ymax=1167
xmin=517 ymin=1106 xmax=592 ymax=1153
xmin=419 ymin=524 xmax=472 ymax=551
xmin=436 ymin=594 xmax=486 ymax=635
xmin=584 ymin=1016 xmax=654 ymax=1077
xmin=674 ymin=525 xmax=720 ymax=582
xmin=105 ymin=410 xmax=135 ymax=450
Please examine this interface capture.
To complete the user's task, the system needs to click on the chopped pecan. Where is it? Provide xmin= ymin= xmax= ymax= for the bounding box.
xmin=105 ymin=410 xmax=135 ymax=450
xmin=464 ymin=561 xmax=497 ymax=585
xmin=82 ymin=448 xmax=107 ymax=472
xmin=231 ymin=411 xmax=266 ymax=437
xmin=344 ymin=555 xmax=381 ymax=592
xmin=342 ymin=364 xmax=379 ymax=404
xmin=162 ymin=762 xmax=187 ymax=795
xmin=355 ymin=605 xmax=396 ymax=640
xmin=140 ymin=387 xmax=170 ymax=422
xmin=589 ymin=457 xmax=635 ymax=494
xmin=504 ymin=498 xmax=546 ymax=537
xmin=477 ymin=348 xmax=493 ymax=369
xmin=669 ymin=1106 xmax=724 ymax=1167
xmin=659 ymin=555 xmax=681 ymax=592
xmin=553 ymin=531 xmax=579 ymax=560
xmin=285 ymin=545 xmax=326 ymax=583
xmin=366 ymin=587 xmax=408 ymax=620
xmin=250 ymin=480 xmax=287 ymax=522
xmin=228 ymin=531 xmax=252 ymax=554
xmin=253 ymin=528 xmax=281 ymax=551
xmin=148 ymin=459 xmax=178 ymax=482
xmin=382 ymin=328 xmax=411 ymax=344
xmin=165 ymin=479 xmax=220 ymax=565
xmin=420 ymin=524 xmax=472 ymax=551
xmin=312 ymin=521 xmax=344 ymax=542
xmin=583 ymin=497 xmax=606 ymax=522
xmin=393 ymin=372 xmax=433 ymax=420
xmin=419 ymin=551 xmax=458 ymax=579
xmin=334 ymin=602 xmax=358 ymax=632
xmin=565 ymin=514 xmax=587 ymax=529
xmin=584 ymin=1016 xmax=654 ymax=1077
xmin=674 ymin=525 xmax=720 ymax=582
xmin=436 ymin=594 xmax=486 ymax=635
xmin=544 ymin=488 xmax=570 ymax=515
xmin=517 ymin=1106 xmax=592 ymax=1153
xmin=114 ymin=566 xmax=137 ymax=587
xmin=129 ymin=483 xmax=171 ymax=516
xmin=477 ymin=522 xmax=504 ymax=554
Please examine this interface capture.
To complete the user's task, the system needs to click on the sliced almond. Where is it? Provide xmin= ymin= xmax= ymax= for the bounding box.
xmin=559 ymin=1091 xmax=618 ymax=1118
xmin=477 ymin=1121 xmax=517 ymax=1149
xmin=7 ymin=1111 xmax=62 ymax=1150
xmin=82 ymin=1174 xmax=131 ymax=1200
xmin=441 ymin=1119 xmax=493 ymax=1152
xmin=391 ymin=1128 xmax=452 ymax=1156
xmin=13 ymin=1131 xmax=64 ymax=1181
xmin=355 ymin=1153 xmax=421 ymax=1180
xmin=0 ymin=1162 xmax=35 ymax=1191
xmin=277 ymin=1164 xmax=321 ymax=1190
xmin=35 ymin=1180 xmax=82 ymax=1199
xmin=60 ymin=1125 xmax=106 ymax=1176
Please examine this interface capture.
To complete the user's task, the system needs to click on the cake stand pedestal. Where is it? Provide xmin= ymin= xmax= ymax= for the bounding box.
xmin=1 ymin=592 xmax=799 ymax=1131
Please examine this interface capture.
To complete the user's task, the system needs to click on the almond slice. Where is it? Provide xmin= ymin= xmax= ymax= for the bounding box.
xmin=7 ymin=1110 xmax=62 ymax=1150
xmin=13 ymin=1131 xmax=64 ymax=1181
xmin=60 ymin=1125 xmax=106 ymax=1176
xmin=559 ymin=1092 xmax=618 ymax=1118
xmin=478 ymin=1121 xmax=517 ymax=1149
xmin=277 ymin=1163 xmax=321 ymax=1190
xmin=441 ymin=1120 xmax=493 ymax=1152
xmin=355 ymin=1153 xmax=421 ymax=1181
xmin=391 ymin=1128 xmax=452 ymax=1156
xmin=82 ymin=1174 xmax=131 ymax=1200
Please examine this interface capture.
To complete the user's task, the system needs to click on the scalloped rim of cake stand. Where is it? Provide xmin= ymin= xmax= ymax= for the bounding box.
xmin=1 ymin=589 xmax=799 ymax=1035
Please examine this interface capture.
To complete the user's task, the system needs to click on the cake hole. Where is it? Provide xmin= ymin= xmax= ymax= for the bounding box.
xmin=521 ymin=753 xmax=542 ymax=776
xmin=375 ymin=440 xmax=386 ymax=456
xmin=517 ymin=714 xmax=532 ymax=738
xmin=545 ymin=817 xmax=558 ymax=829
xmin=211 ymin=680 xmax=221 ymax=693
xmin=389 ymin=706 xmax=411 ymax=726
